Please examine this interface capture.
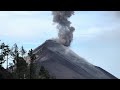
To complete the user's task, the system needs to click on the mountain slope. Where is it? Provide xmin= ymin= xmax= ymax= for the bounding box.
xmin=33 ymin=40 xmax=117 ymax=79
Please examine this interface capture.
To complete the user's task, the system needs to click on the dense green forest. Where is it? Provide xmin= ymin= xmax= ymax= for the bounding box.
xmin=0 ymin=40 xmax=54 ymax=79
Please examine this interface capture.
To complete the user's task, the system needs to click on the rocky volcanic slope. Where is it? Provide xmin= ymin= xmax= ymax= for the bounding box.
xmin=33 ymin=40 xmax=117 ymax=79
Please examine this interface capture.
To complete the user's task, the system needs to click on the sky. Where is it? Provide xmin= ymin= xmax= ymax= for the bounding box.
xmin=0 ymin=11 xmax=120 ymax=78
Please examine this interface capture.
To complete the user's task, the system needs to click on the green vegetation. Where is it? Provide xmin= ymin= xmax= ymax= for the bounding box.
xmin=28 ymin=49 xmax=36 ymax=79
xmin=0 ymin=40 xmax=54 ymax=79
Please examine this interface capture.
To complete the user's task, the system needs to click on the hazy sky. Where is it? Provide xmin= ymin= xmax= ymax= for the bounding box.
xmin=0 ymin=11 xmax=120 ymax=78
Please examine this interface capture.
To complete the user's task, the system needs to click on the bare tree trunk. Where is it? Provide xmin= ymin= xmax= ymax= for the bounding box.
xmin=7 ymin=55 xmax=8 ymax=69
xmin=30 ymin=64 xmax=31 ymax=79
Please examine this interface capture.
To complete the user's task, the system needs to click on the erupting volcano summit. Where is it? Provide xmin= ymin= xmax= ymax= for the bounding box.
xmin=33 ymin=40 xmax=117 ymax=79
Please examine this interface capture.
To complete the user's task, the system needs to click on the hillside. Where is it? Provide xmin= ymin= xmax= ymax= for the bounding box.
xmin=32 ymin=40 xmax=117 ymax=79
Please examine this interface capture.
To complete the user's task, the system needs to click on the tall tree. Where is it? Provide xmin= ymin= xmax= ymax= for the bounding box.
xmin=20 ymin=46 xmax=26 ymax=58
xmin=10 ymin=44 xmax=29 ymax=79
xmin=0 ymin=43 xmax=5 ymax=67
xmin=0 ymin=43 xmax=5 ymax=55
xmin=3 ymin=45 xmax=10 ymax=69
xmin=15 ymin=57 xmax=28 ymax=79
xmin=14 ymin=43 xmax=18 ymax=55
xmin=0 ymin=55 xmax=5 ymax=67
xmin=9 ymin=43 xmax=20 ymax=78
xmin=28 ymin=49 xmax=36 ymax=79
xmin=0 ymin=42 xmax=10 ymax=69
xmin=10 ymin=43 xmax=19 ymax=65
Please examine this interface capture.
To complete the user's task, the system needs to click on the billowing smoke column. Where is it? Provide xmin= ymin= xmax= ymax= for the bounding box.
xmin=52 ymin=11 xmax=75 ymax=47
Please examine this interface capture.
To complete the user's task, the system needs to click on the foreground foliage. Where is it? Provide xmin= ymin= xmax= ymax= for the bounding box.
xmin=0 ymin=41 xmax=55 ymax=79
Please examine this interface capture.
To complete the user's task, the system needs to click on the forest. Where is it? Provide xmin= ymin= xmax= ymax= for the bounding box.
xmin=0 ymin=40 xmax=54 ymax=79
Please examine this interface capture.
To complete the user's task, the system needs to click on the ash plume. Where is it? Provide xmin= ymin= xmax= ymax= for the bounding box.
xmin=52 ymin=11 xmax=75 ymax=47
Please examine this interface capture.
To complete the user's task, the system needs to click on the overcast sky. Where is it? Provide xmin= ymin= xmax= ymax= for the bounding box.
xmin=0 ymin=11 xmax=120 ymax=78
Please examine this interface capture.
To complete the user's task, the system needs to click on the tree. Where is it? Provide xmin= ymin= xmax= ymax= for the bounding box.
xmin=28 ymin=49 xmax=36 ymax=79
xmin=0 ymin=41 xmax=54 ymax=79
xmin=0 ymin=43 xmax=5 ymax=67
xmin=0 ymin=42 xmax=10 ymax=69
xmin=0 ymin=43 xmax=5 ymax=50
xmin=20 ymin=46 xmax=26 ymax=58
xmin=0 ymin=41 xmax=30 ymax=79
xmin=0 ymin=55 xmax=5 ymax=67
xmin=15 ymin=57 xmax=28 ymax=79
xmin=14 ymin=43 xmax=18 ymax=54
xmin=0 ymin=66 xmax=14 ymax=79
xmin=8 ymin=63 xmax=14 ymax=72
xmin=3 ymin=45 xmax=10 ymax=69
xmin=9 ymin=43 xmax=20 ymax=78
xmin=10 ymin=43 xmax=19 ymax=65
xmin=28 ymin=49 xmax=55 ymax=79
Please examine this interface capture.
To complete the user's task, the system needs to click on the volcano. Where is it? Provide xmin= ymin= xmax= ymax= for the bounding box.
xmin=32 ymin=40 xmax=117 ymax=79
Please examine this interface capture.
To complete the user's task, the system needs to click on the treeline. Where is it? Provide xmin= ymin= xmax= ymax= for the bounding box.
xmin=0 ymin=41 xmax=54 ymax=79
